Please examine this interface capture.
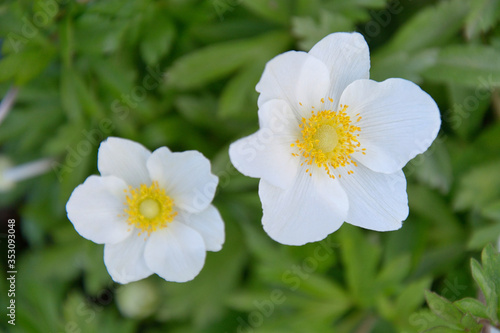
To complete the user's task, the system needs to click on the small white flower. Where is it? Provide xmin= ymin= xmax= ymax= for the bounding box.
xmin=229 ymin=32 xmax=441 ymax=245
xmin=66 ymin=137 xmax=224 ymax=283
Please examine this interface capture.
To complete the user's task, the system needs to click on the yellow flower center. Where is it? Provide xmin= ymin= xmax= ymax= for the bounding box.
xmin=291 ymin=103 xmax=365 ymax=179
xmin=139 ymin=198 xmax=161 ymax=219
xmin=312 ymin=124 xmax=338 ymax=153
xmin=124 ymin=181 xmax=177 ymax=236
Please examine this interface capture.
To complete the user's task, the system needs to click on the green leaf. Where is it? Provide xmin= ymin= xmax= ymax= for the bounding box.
xmin=33 ymin=0 xmax=59 ymax=25
xmin=449 ymin=124 xmax=500 ymax=178
xmin=73 ymin=12 xmax=128 ymax=55
xmin=470 ymin=258 xmax=498 ymax=321
xmin=140 ymin=11 xmax=176 ymax=65
xmin=340 ymin=225 xmax=381 ymax=307
xmin=324 ymin=0 xmax=386 ymax=11
xmin=423 ymin=45 xmax=500 ymax=89
xmin=407 ymin=185 xmax=463 ymax=244
xmin=295 ymin=274 xmax=350 ymax=307
xmin=0 ymin=47 xmax=54 ymax=85
xmin=454 ymin=160 xmax=500 ymax=211
xmin=175 ymin=93 xmax=220 ymax=129
xmin=454 ymin=298 xmax=489 ymax=319
xmin=291 ymin=293 xmax=351 ymax=324
xmin=465 ymin=0 xmax=500 ymax=40
xmin=445 ymin=83 xmax=491 ymax=140
xmin=156 ymin=215 xmax=247 ymax=327
xmin=460 ymin=313 xmax=483 ymax=332
xmin=393 ymin=277 xmax=433 ymax=319
xmin=467 ymin=223 xmax=500 ymax=250
xmin=63 ymin=291 xmax=137 ymax=333
xmin=240 ymin=0 xmax=291 ymax=25
xmin=59 ymin=14 xmax=74 ymax=68
xmin=424 ymin=327 xmax=469 ymax=333
xmin=60 ymin=67 xmax=85 ymax=123
xmin=191 ymin=18 xmax=277 ymax=43
xmin=42 ymin=123 xmax=85 ymax=156
xmin=424 ymin=291 xmax=464 ymax=328
xmin=167 ymin=31 xmax=291 ymax=90
xmin=0 ymin=102 xmax=61 ymax=146
xmin=375 ymin=254 xmax=411 ymax=293
xmin=82 ymin=242 xmax=112 ymax=295
xmin=20 ymin=243 xmax=84 ymax=282
xmin=16 ymin=278 xmax=64 ymax=332
xmin=90 ymin=57 xmax=136 ymax=98
xmin=347 ymin=0 xmax=385 ymax=6
xmin=141 ymin=116 xmax=212 ymax=153
xmin=218 ymin=60 xmax=263 ymax=119
xmin=482 ymin=200 xmax=500 ymax=220
xmin=370 ymin=48 xmax=438 ymax=83
xmin=410 ymin=138 xmax=452 ymax=194
xmin=481 ymin=245 xmax=500 ymax=305
xmin=383 ymin=0 xmax=469 ymax=53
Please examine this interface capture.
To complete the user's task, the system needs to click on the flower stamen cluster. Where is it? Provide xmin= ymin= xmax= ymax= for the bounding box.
xmin=124 ymin=181 xmax=177 ymax=236
xmin=291 ymin=104 xmax=364 ymax=179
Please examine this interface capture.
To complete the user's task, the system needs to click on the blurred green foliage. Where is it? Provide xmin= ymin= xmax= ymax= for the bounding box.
xmin=0 ymin=0 xmax=500 ymax=332
xmin=423 ymin=245 xmax=500 ymax=332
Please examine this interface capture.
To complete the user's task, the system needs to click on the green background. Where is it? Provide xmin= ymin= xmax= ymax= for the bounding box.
xmin=1 ymin=0 xmax=500 ymax=332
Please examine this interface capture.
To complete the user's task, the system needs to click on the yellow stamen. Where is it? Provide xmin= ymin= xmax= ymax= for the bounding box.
xmin=124 ymin=181 xmax=177 ymax=236
xmin=292 ymin=102 xmax=362 ymax=179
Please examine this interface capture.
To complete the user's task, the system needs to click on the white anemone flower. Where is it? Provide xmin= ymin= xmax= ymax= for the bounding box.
xmin=66 ymin=137 xmax=224 ymax=283
xmin=229 ymin=32 xmax=441 ymax=246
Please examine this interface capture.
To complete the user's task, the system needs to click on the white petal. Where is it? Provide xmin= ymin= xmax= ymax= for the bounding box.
xmin=256 ymin=51 xmax=330 ymax=115
xmin=259 ymin=168 xmax=348 ymax=245
xmin=98 ymin=137 xmax=151 ymax=187
xmin=339 ymin=164 xmax=408 ymax=231
xmin=147 ymin=148 xmax=218 ymax=213
xmin=66 ymin=175 xmax=131 ymax=245
xmin=177 ymin=205 xmax=225 ymax=252
xmin=229 ymin=99 xmax=300 ymax=189
xmin=144 ymin=221 xmax=206 ymax=282
xmin=308 ymin=32 xmax=370 ymax=104
xmin=340 ymin=78 xmax=441 ymax=173
xmin=104 ymin=231 xmax=153 ymax=284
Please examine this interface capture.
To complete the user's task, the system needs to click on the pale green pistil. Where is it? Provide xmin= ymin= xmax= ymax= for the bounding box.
xmin=312 ymin=125 xmax=339 ymax=153
xmin=139 ymin=198 xmax=161 ymax=219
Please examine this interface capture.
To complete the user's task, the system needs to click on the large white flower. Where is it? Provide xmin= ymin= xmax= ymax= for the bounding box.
xmin=66 ymin=137 xmax=224 ymax=283
xmin=229 ymin=32 xmax=441 ymax=246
